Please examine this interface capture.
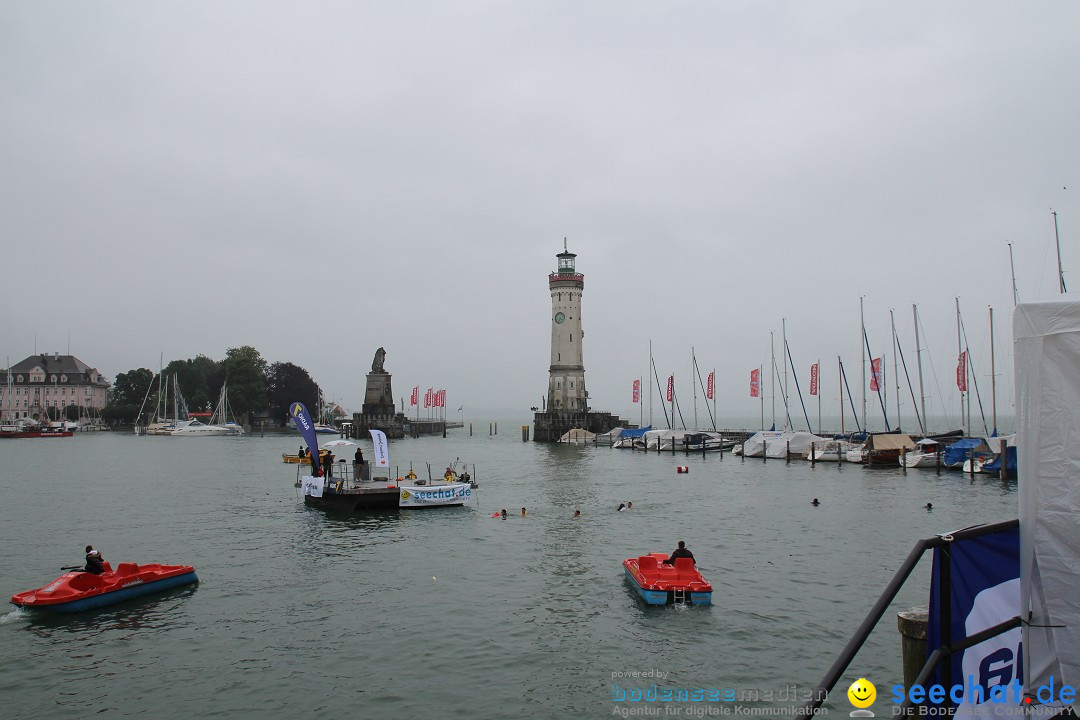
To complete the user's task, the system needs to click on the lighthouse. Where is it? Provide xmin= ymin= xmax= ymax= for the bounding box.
xmin=533 ymin=240 xmax=626 ymax=442
xmin=547 ymin=241 xmax=587 ymax=411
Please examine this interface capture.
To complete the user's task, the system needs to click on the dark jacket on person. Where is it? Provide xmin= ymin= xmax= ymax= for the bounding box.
xmin=85 ymin=552 xmax=106 ymax=575
xmin=664 ymin=547 xmax=695 ymax=566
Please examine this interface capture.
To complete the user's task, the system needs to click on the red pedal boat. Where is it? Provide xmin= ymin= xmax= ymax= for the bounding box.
xmin=623 ymin=553 xmax=712 ymax=605
xmin=10 ymin=562 xmax=198 ymax=613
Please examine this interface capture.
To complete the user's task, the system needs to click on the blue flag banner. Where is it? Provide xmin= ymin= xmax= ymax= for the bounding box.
xmin=289 ymin=402 xmax=321 ymax=475
xmin=927 ymin=525 xmax=1021 ymax=711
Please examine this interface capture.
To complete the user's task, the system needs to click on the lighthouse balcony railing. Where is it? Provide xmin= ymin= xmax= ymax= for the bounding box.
xmin=549 ymin=273 xmax=584 ymax=283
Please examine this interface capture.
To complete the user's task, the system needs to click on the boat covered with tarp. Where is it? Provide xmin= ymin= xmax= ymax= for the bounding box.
xmin=611 ymin=426 xmax=652 ymax=448
xmin=740 ymin=430 xmax=828 ymax=458
xmin=942 ymin=437 xmax=995 ymax=468
xmin=558 ymin=428 xmax=596 ymax=443
xmin=862 ymin=432 xmax=917 ymax=465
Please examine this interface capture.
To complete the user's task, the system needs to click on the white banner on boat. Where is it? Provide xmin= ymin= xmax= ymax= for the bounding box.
xmin=369 ymin=429 xmax=389 ymax=468
xmin=301 ymin=476 xmax=323 ymax=498
xmin=399 ymin=484 xmax=471 ymax=508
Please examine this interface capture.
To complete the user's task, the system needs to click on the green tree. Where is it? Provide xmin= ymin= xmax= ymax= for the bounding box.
xmin=101 ymin=404 xmax=139 ymax=424
xmin=266 ymin=362 xmax=319 ymax=423
xmin=224 ymin=346 xmax=267 ymax=419
xmin=164 ymin=355 xmax=222 ymax=413
xmin=111 ymin=368 xmax=155 ymax=407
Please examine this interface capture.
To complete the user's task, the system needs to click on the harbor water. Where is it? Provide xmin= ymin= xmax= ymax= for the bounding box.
xmin=0 ymin=427 xmax=1018 ymax=719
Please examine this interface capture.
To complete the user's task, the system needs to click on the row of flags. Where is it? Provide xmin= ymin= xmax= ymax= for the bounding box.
xmin=632 ymin=372 xmax=716 ymax=403
xmin=410 ymin=386 xmax=446 ymax=408
xmin=638 ymin=354 xmax=971 ymax=400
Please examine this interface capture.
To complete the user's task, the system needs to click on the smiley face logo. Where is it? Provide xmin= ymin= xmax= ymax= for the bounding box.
xmin=847 ymin=678 xmax=876 ymax=709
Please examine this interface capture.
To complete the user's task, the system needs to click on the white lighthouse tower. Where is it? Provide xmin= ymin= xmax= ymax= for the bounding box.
xmin=547 ymin=240 xmax=587 ymax=411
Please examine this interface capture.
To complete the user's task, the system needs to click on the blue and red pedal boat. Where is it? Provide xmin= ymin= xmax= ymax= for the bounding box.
xmin=623 ymin=553 xmax=712 ymax=605
xmin=10 ymin=562 xmax=198 ymax=613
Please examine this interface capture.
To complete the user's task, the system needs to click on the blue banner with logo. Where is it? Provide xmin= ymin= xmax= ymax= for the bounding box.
xmin=926 ymin=525 xmax=1021 ymax=711
xmin=289 ymin=402 xmax=321 ymax=475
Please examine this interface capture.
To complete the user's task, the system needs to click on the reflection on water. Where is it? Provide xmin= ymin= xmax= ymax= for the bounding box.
xmin=24 ymin=585 xmax=200 ymax=640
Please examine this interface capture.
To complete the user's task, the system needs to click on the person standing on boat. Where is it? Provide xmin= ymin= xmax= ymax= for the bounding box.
xmin=84 ymin=545 xmax=106 ymax=574
xmin=662 ymin=541 xmax=695 ymax=566
xmin=324 ymin=451 xmax=334 ymax=479
xmin=298 ymin=447 xmax=306 ymax=459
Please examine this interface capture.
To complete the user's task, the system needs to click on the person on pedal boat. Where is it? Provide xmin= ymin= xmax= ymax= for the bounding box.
xmin=84 ymin=545 xmax=106 ymax=574
xmin=662 ymin=541 xmax=695 ymax=566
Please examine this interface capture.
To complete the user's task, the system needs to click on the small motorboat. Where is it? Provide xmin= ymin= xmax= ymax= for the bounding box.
xmin=282 ymin=449 xmax=331 ymax=464
xmin=623 ymin=553 xmax=712 ymax=605
xmin=10 ymin=562 xmax=198 ymax=613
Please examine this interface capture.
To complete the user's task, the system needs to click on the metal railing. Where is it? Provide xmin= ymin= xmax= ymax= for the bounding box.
xmin=801 ymin=518 xmax=1020 ymax=716
xmin=296 ymin=459 xmax=477 ymax=491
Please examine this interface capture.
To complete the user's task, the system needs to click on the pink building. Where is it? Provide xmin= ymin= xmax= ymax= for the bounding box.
xmin=2 ymin=353 xmax=110 ymax=421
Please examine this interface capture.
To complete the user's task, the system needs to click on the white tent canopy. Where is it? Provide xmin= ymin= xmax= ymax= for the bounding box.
xmin=1016 ymin=298 xmax=1080 ymax=700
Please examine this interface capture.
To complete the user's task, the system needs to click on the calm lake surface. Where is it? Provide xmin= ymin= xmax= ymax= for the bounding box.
xmin=0 ymin=425 xmax=1018 ymax=719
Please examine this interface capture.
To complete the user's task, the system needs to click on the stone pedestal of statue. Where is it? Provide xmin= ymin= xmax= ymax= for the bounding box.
xmin=352 ymin=347 xmax=406 ymax=439
xmin=362 ymin=371 xmax=395 ymax=417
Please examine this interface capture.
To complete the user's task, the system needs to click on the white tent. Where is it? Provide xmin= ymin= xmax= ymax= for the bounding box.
xmin=1015 ymin=298 xmax=1080 ymax=702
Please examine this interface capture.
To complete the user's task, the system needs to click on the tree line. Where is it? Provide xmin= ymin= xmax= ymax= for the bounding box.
xmin=102 ymin=345 xmax=330 ymax=426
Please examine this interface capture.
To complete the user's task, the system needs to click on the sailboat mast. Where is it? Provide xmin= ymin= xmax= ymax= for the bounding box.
xmin=712 ymin=367 xmax=717 ymax=432
xmin=770 ymin=332 xmax=776 ymax=430
xmin=782 ymin=318 xmax=789 ymax=421
xmin=891 ymin=309 xmax=899 ymax=432
xmin=860 ymin=296 xmax=867 ymax=432
xmin=1053 ymin=210 xmax=1067 ymax=294
xmin=956 ymin=298 xmax=967 ymax=435
xmin=759 ymin=365 xmax=764 ymax=431
xmin=1008 ymin=243 xmax=1020 ymax=307
xmin=837 ymin=356 xmax=844 ymax=435
xmin=648 ymin=341 xmax=653 ymax=427
xmin=816 ymin=357 xmax=821 ymax=435
xmin=990 ymin=306 xmax=997 ymax=435
xmin=914 ymin=304 xmax=927 ymax=434
xmin=692 ymin=348 xmax=698 ymax=431
xmin=4 ymin=357 xmax=11 ymax=422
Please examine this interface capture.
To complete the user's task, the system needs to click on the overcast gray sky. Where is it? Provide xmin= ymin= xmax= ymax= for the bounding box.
xmin=2 ymin=1 xmax=1076 ymax=430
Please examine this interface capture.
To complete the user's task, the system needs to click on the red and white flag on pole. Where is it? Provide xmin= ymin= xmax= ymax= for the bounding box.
xmin=666 ymin=375 xmax=674 ymax=402
xmin=706 ymin=371 xmax=715 ymax=400
xmin=438 ymin=389 xmax=446 ymax=407
xmin=632 ymin=379 xmax=640 ymax=403
xmin=425 ymin=388 xmax=432 ymax=408
xmin=957 ymin=351 xmax=968 ymax=391
xmin=750 ymin=369 xmax=760 ymax=398
xmin=410 ymin=386 xmax=418 ymax=406
xmin=870 ymin=357 xmax=883 ymax=392
xmin=809 ymin=363 xmax=819 ymax=396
